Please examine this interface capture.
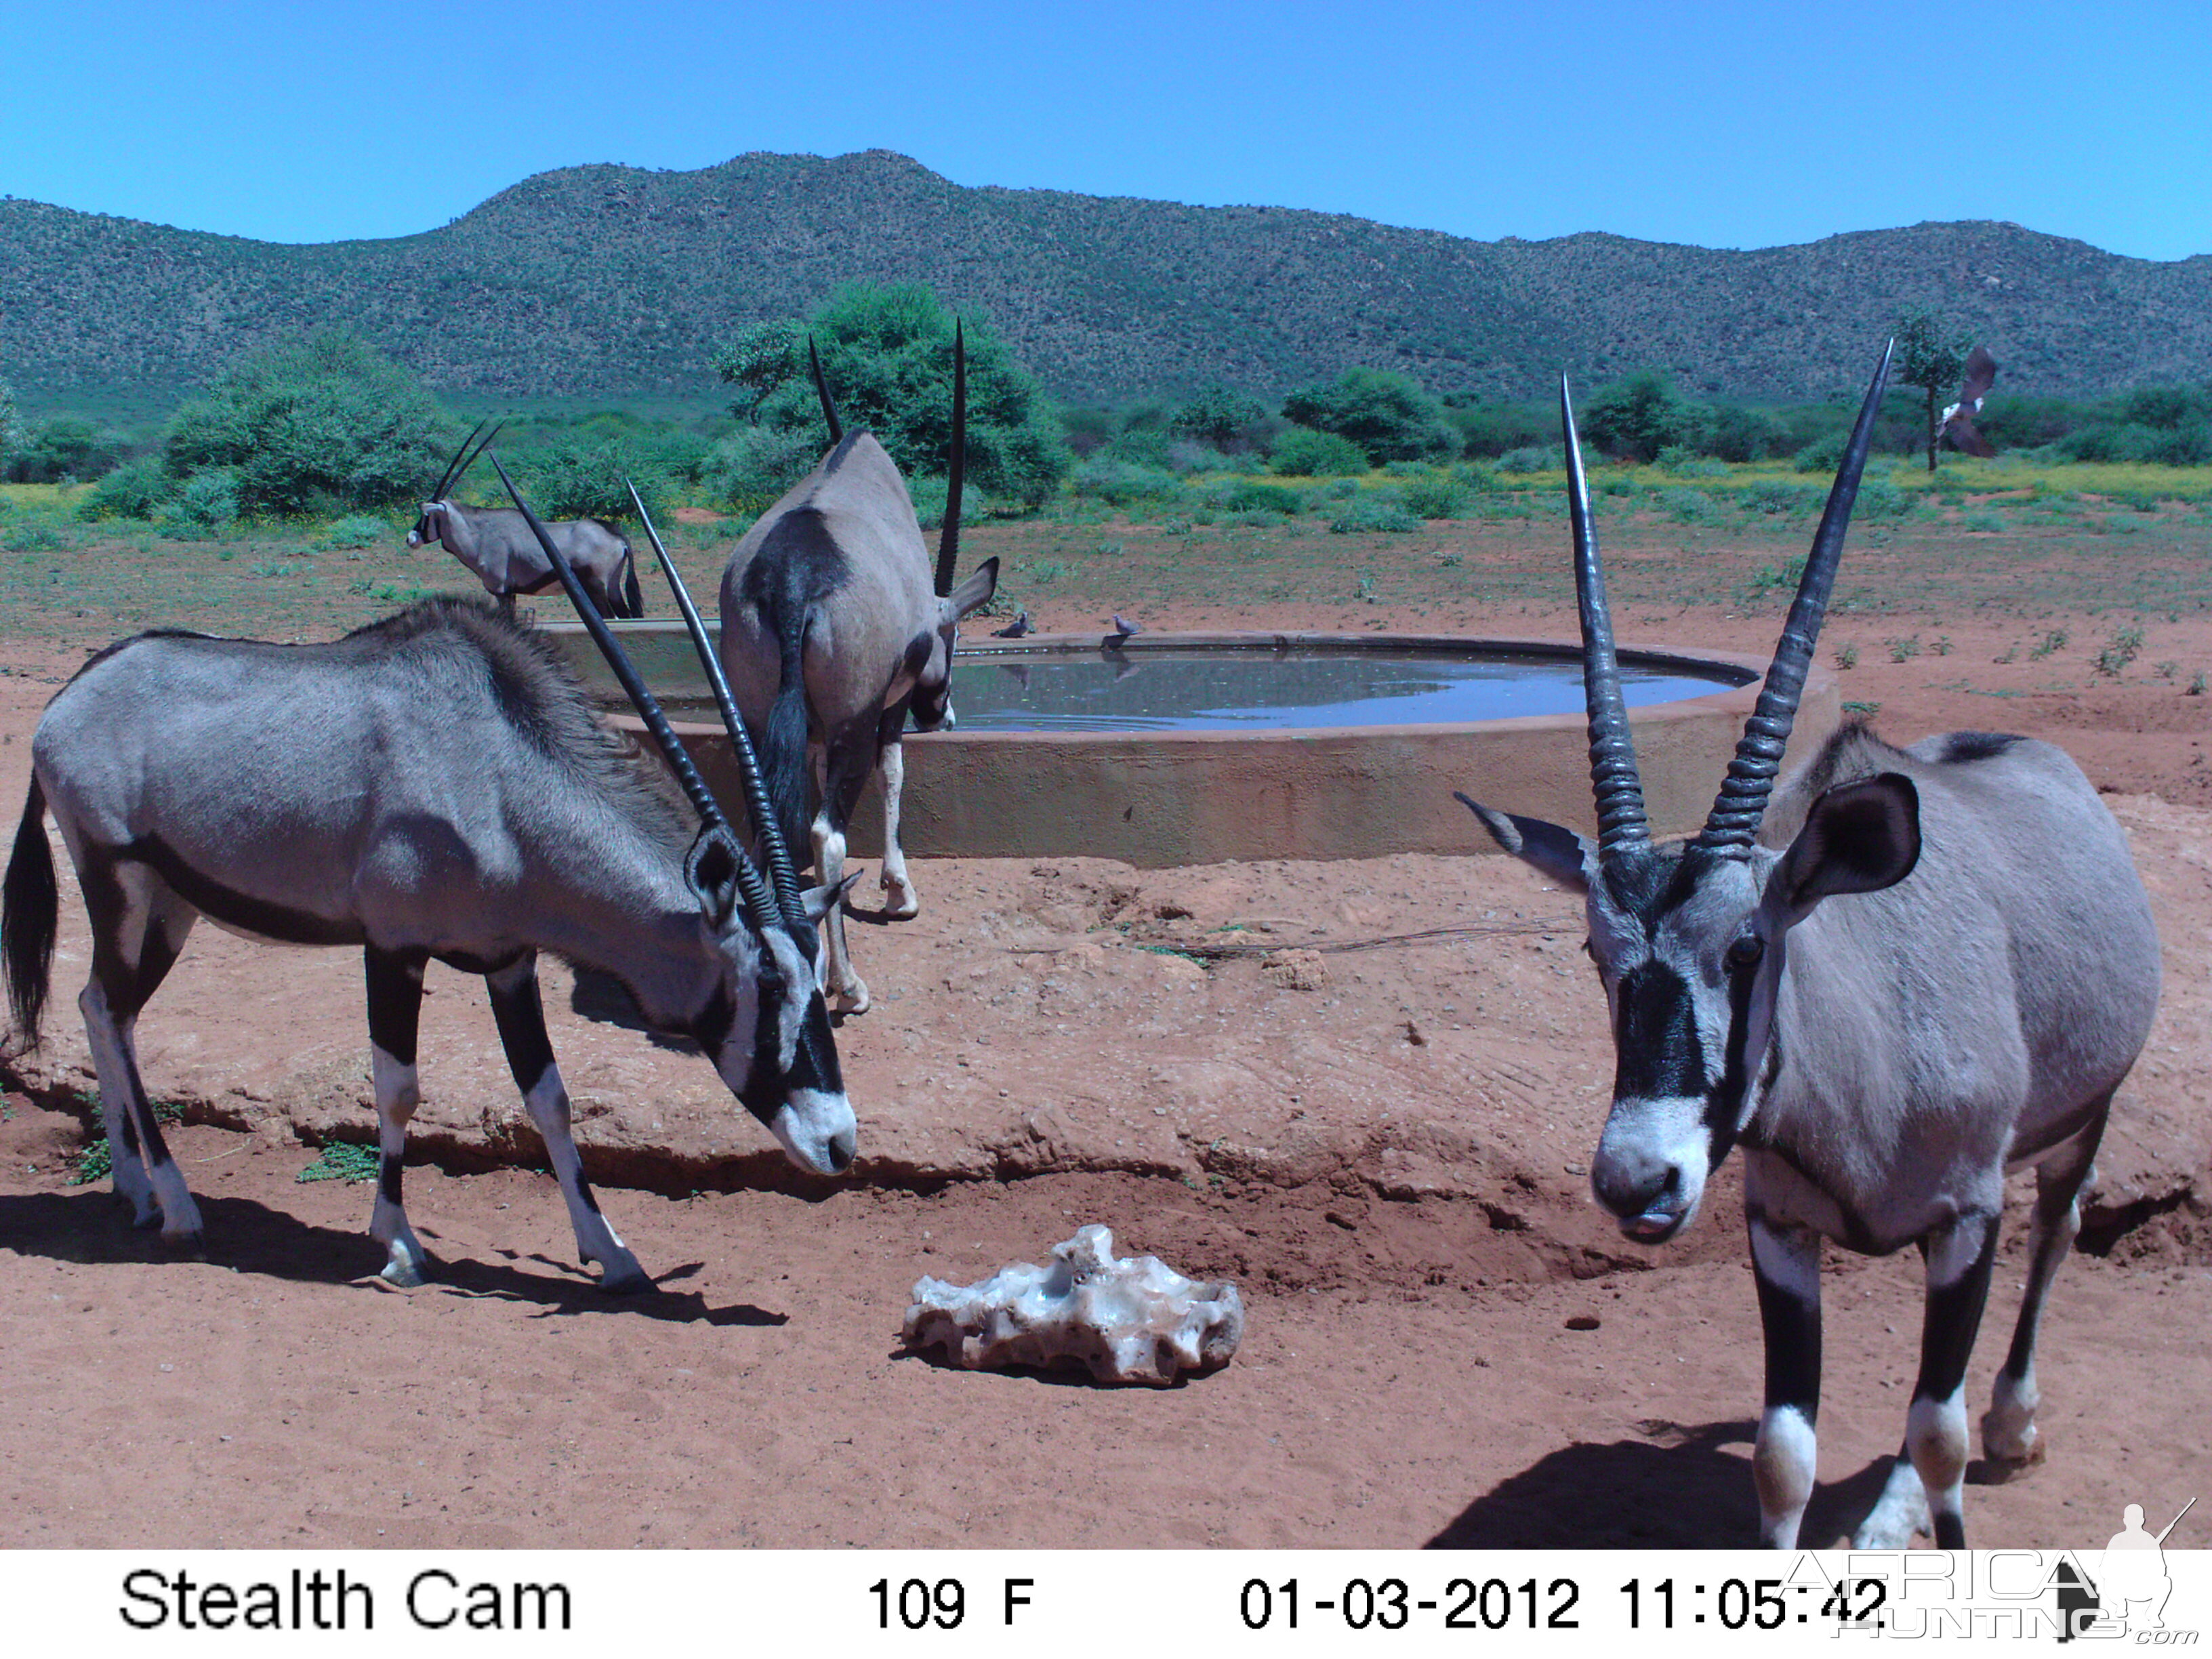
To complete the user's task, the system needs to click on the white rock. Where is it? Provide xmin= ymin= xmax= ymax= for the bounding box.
xmin=902 ymin=1225 xmax=1244 ymax=1385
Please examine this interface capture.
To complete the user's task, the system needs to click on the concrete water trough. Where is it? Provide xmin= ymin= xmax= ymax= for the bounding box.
xmin=536 ymin=625 xmax=1839 ymax=867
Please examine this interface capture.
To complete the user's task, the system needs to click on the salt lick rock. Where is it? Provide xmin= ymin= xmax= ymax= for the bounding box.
xmin=902 ymin=1225 xmax=1246 ymax=1385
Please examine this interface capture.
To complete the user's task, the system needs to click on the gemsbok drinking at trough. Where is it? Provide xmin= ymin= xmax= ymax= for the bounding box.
xmin=1454 ymin=344 xmax=2160 ymax=1550
xmin=407 ymin=419 xmax=646 ymax=619
xmin=1 ymin=464 xmax=855 ymax=1292
xmin=716 ymin=329 xmax=998 ymax=1013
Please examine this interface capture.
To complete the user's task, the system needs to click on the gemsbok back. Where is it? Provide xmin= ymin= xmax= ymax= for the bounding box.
xmin=1454 ymin=344 xmax=2160 ymax=1549
xmin=2 ymin=468 xmax=854 ymax=1292
xmin=716 ymin=331 xmax=998 ymax=1012
xmin=407 ymin=421 xmax=644 ymax=619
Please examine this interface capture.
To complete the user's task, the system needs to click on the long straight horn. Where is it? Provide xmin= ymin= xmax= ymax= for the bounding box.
xmin=809 ymin=337 xmax=843 ymax=446
xmin=934 ymin=319 xmax=966 ymax=598
xmin=488 ymin=454 xmax=773 ymax=924
xmin=625 ymin=479 xmax=808 ymax=931
xmin=1698 ymin=340 xmax=1896 ymax=851
xmin=429 ymin=418 xmax=489 ymax=502
xmin=1562 ymin=375 xmax=1650 ymax=859
xmin=447 ymin=418 xmax=506 ymax=495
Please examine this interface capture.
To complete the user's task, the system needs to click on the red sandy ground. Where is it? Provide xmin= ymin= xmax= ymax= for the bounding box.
xmin=1 ymin=595 xmax=2207 ymax=1551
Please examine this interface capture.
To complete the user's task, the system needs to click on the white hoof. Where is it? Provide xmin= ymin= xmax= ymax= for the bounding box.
xmin=880 ymin=869 xmax=920 ymax=919
xmin=379 ymin=1242 xmax=428 ymax=1288
xmin=830 ymin=977 xmax=871 ymax=1016
xmin=1981 ymin=1404 xmax=2045 ymax=1472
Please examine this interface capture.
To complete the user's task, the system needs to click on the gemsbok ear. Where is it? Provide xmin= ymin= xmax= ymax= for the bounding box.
xmin=800 ymin=869 xmax=866 ymax=926
xmin=1454 ymin=792 xmax=1594 ymax=894
xmin=684 ymin=827 xmax=746 ymax=927
xmin=943 ymin=557 xmax=999 ymax=623
xmin=1767 ymin=773 xmax=1921 ymax=920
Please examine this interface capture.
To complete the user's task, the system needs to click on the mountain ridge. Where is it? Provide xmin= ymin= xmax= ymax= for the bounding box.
xmin=5 ymin=149 xmax=2209 ymax=407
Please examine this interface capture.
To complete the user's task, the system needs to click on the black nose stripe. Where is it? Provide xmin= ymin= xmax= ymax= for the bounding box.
xmin=1613 ymin=961 xmax=1704 ymax=1100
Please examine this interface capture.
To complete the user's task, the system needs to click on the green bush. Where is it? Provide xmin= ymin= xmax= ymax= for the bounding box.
xmin=5 ymin=416 xmax=128 ymax=484
xmin=165 ymin=329 xmax=450 ymax=516
xmin=1267 ymin=425 xmax=1370 ymax=477
xmin=1072 ymin=456 xmax=1180 ymax=506
xmin=1496 ymin=444 xmax=1561 ymax=473
xmin=1282 ymin=367 xmax=1458 ymax=464
xmin=1702 ymin=403 xmax=1790 ymax=463
xmin=77 ymin=455 xmax=172 ymax=521
xmin=1397 ymin=472 xmax=1471 ymax=519
xmin=1169 ymin=385 xmax=1272 ymax=452
xmin=158 ymin=468 xmax=242 ymax=536
xmin=516 ymin=437 xmax=665 ymax=522
xmin=320 ymin=513 xmax=390 ymax=549
xmin=1657 ymin=486 xmax=1721 ymax=524
xmin=704 ymin=424 xmax=820 ymax=508
xmin=1579 ymin=369 xmax=1700 ymax=462
xmin=907 ymin=474 xmax=995 ymax=531
xmin=743 ymin=283 xmax=1072 ymax=509
xmin=1103 ymin=425 xmax=1175 ymax=467
xmin=1328 ymin=489 xmax=1420 ymax=533
xmin=1220 ymin=480 xmax=1303 ymax=516
xmin=1738 ymin=479 xmax=1824 ymax=516
xmin=1793 ymin=431 xmax=1849 ymax=473
xmin=0 ymin=380 xmax=22 ymax=457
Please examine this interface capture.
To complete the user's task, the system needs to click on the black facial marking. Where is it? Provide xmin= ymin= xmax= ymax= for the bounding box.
xmin=1939 ymin=731 xmax=2024 ymax=763
xmin=1611 ymin=960 xmax=1704 ymax=1101
xmin=1706 ymin=943 xmax=1765 ymax=1168
xmin=691 ymin=979 xmax=737 ymax=1057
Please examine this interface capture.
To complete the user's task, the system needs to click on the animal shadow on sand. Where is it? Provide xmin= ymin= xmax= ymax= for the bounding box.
xmin=1426 ymin=1419 xmax=1898 ymax=1548
xmin=0 ymin=1189 xmax=784 ymax=1328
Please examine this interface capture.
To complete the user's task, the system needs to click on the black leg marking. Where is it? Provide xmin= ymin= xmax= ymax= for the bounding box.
xmin=1917 ymin=1220 xmax=1999 ymax=1410
xmin=487 ymin=956 xmax=555 ymax=1097
xmin=1755 ymin=1258 xmax=1822 ymax=1424
xmin=364 ymin=947 xmax=426 ymax=1067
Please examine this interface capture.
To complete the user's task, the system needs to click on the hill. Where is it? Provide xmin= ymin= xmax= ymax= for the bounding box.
xmin=5 ymin=150 xmax=2211 ymax=408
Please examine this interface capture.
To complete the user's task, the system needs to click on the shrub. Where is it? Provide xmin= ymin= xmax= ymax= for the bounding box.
xmin=1103 ymin=426 xmax=1174 ymax=467
xmin=1168 ymin=385 xmax=1272 ymax=452
xmin=0 ymin=379 xmax=22 ymax=457
xmin=1793 ymin=432 xmax=1849 ymax=473
xmin=1282 ymin=367 xmax=1458 ymax=464
xmin=1267 ymin=425 xmax=1370 ymax=477
xmin=1657 ymin=487 xmax=1721 ymax=524
xmin=712 ymin=318 xmax=804 ymax=419
xmin=1739 ymin=479 xmax=1822 ymax=516
xmin=516 ymin=437 xmax=667 ymax=522
xmin=1702 ymin=403 xmax=1790 ymax=463
xmin=1221 ymin=480 xmax=1303 ymax=516
xmin=1328 ymin=489 xmax=1420 ymax=533
xmin=1495 ymin=444 xmax=1561 ymax=473
xmin=165 ymin=329 xmax=449 ymax=516
xmin=1579 ymin=369 xmax=1700 ymax=462
xmin=907 ymin=474 xmax=994 ymax=531
xmin=1397 ymin=472 xmax=1471 ymax=519
xmin=158 ymin=468 xmax=242 ymax=536
xmin=320 ymin=514 xmax=390 ymax=549
xmin=77 ymin=455 xmax=171 ymax=521
xmin=744 ymin=283 xmax=1072 ymax=508
xmin=1072 ymin=456 xmax=1180 ymax=506
xmin=5 ymin=417 xmax=127 ymax=484
xmin=703 ymin=425 xmax=820 ymax=508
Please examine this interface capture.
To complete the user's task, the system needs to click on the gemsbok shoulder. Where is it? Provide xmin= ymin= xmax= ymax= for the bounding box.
xmin=1454 ymin=344 xmax=2160 ymax=1549
xmin=2 ymin=468 xmax=854 ymax=1291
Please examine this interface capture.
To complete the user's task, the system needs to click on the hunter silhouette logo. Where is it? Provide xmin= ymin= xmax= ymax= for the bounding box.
xmin=2056 ymin=1497 xmax=2196 ymax=1642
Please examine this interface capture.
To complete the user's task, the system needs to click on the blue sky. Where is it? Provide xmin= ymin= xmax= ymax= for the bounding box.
xmin=4 ymin=0 xmax=2207 ymax=260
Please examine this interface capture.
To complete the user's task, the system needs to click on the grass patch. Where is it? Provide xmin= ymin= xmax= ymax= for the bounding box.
xmin=297 ymin=1141 xmax=381 ymax=1183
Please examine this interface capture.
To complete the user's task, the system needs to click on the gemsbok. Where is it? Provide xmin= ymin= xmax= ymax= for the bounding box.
xmin=1 ymin=466 xmax=855 ymax=1292
xmin=1454 ymin=344 xmax=2160 ymax=1549
xmin=716 ymin=329 xmax=998 ymax=1012
xmin=407 ymin=420 xmax=644 ymax=619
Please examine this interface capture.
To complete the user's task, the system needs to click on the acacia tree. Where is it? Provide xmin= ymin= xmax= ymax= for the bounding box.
xmin=1894 ymin=306 xmax=1971 ymax=474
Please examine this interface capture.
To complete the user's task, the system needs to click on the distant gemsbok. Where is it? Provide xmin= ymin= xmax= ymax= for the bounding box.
xmin=2 ymin=464 xmax=854 ymax=1290
xmin=407 ymin=420 xmax=644 ymax=619
xmin=1454 ymin=344 xmax=2160 ymax=1549
xmin=716 ymin=331 xmax=998 ymax=1012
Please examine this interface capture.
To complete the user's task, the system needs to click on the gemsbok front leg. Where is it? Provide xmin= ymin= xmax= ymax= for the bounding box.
xmin=1857 ymin=1212 xmax=2001 ymax=1550
xmin=874 ymin=729 xmax=920 ymax=920
xmin=364 ymin=946 xmax=431 ymax=1286
xmin=1749 ymin=1212 xmax=1824 ymax=1548
xmin=485 ymin=954 xmax=648 ymax=1292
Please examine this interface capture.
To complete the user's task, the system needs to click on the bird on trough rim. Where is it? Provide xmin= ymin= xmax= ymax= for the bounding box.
xmin=991 ymin=611 xmax=1033 ymax=638
xmin=1107 ymin=613 xmax=1143 ymax=649
xmin=1940 ymin=346 xmax=1999 ymax=457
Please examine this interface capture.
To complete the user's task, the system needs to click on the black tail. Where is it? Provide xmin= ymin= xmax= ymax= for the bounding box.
xmin=3 ymin=777 xmax=58 ymax=1049
xmin=620 ymin=548 xmax=644 ymax=619
xmin=759 ymin=575 xmax=815 ymax=861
